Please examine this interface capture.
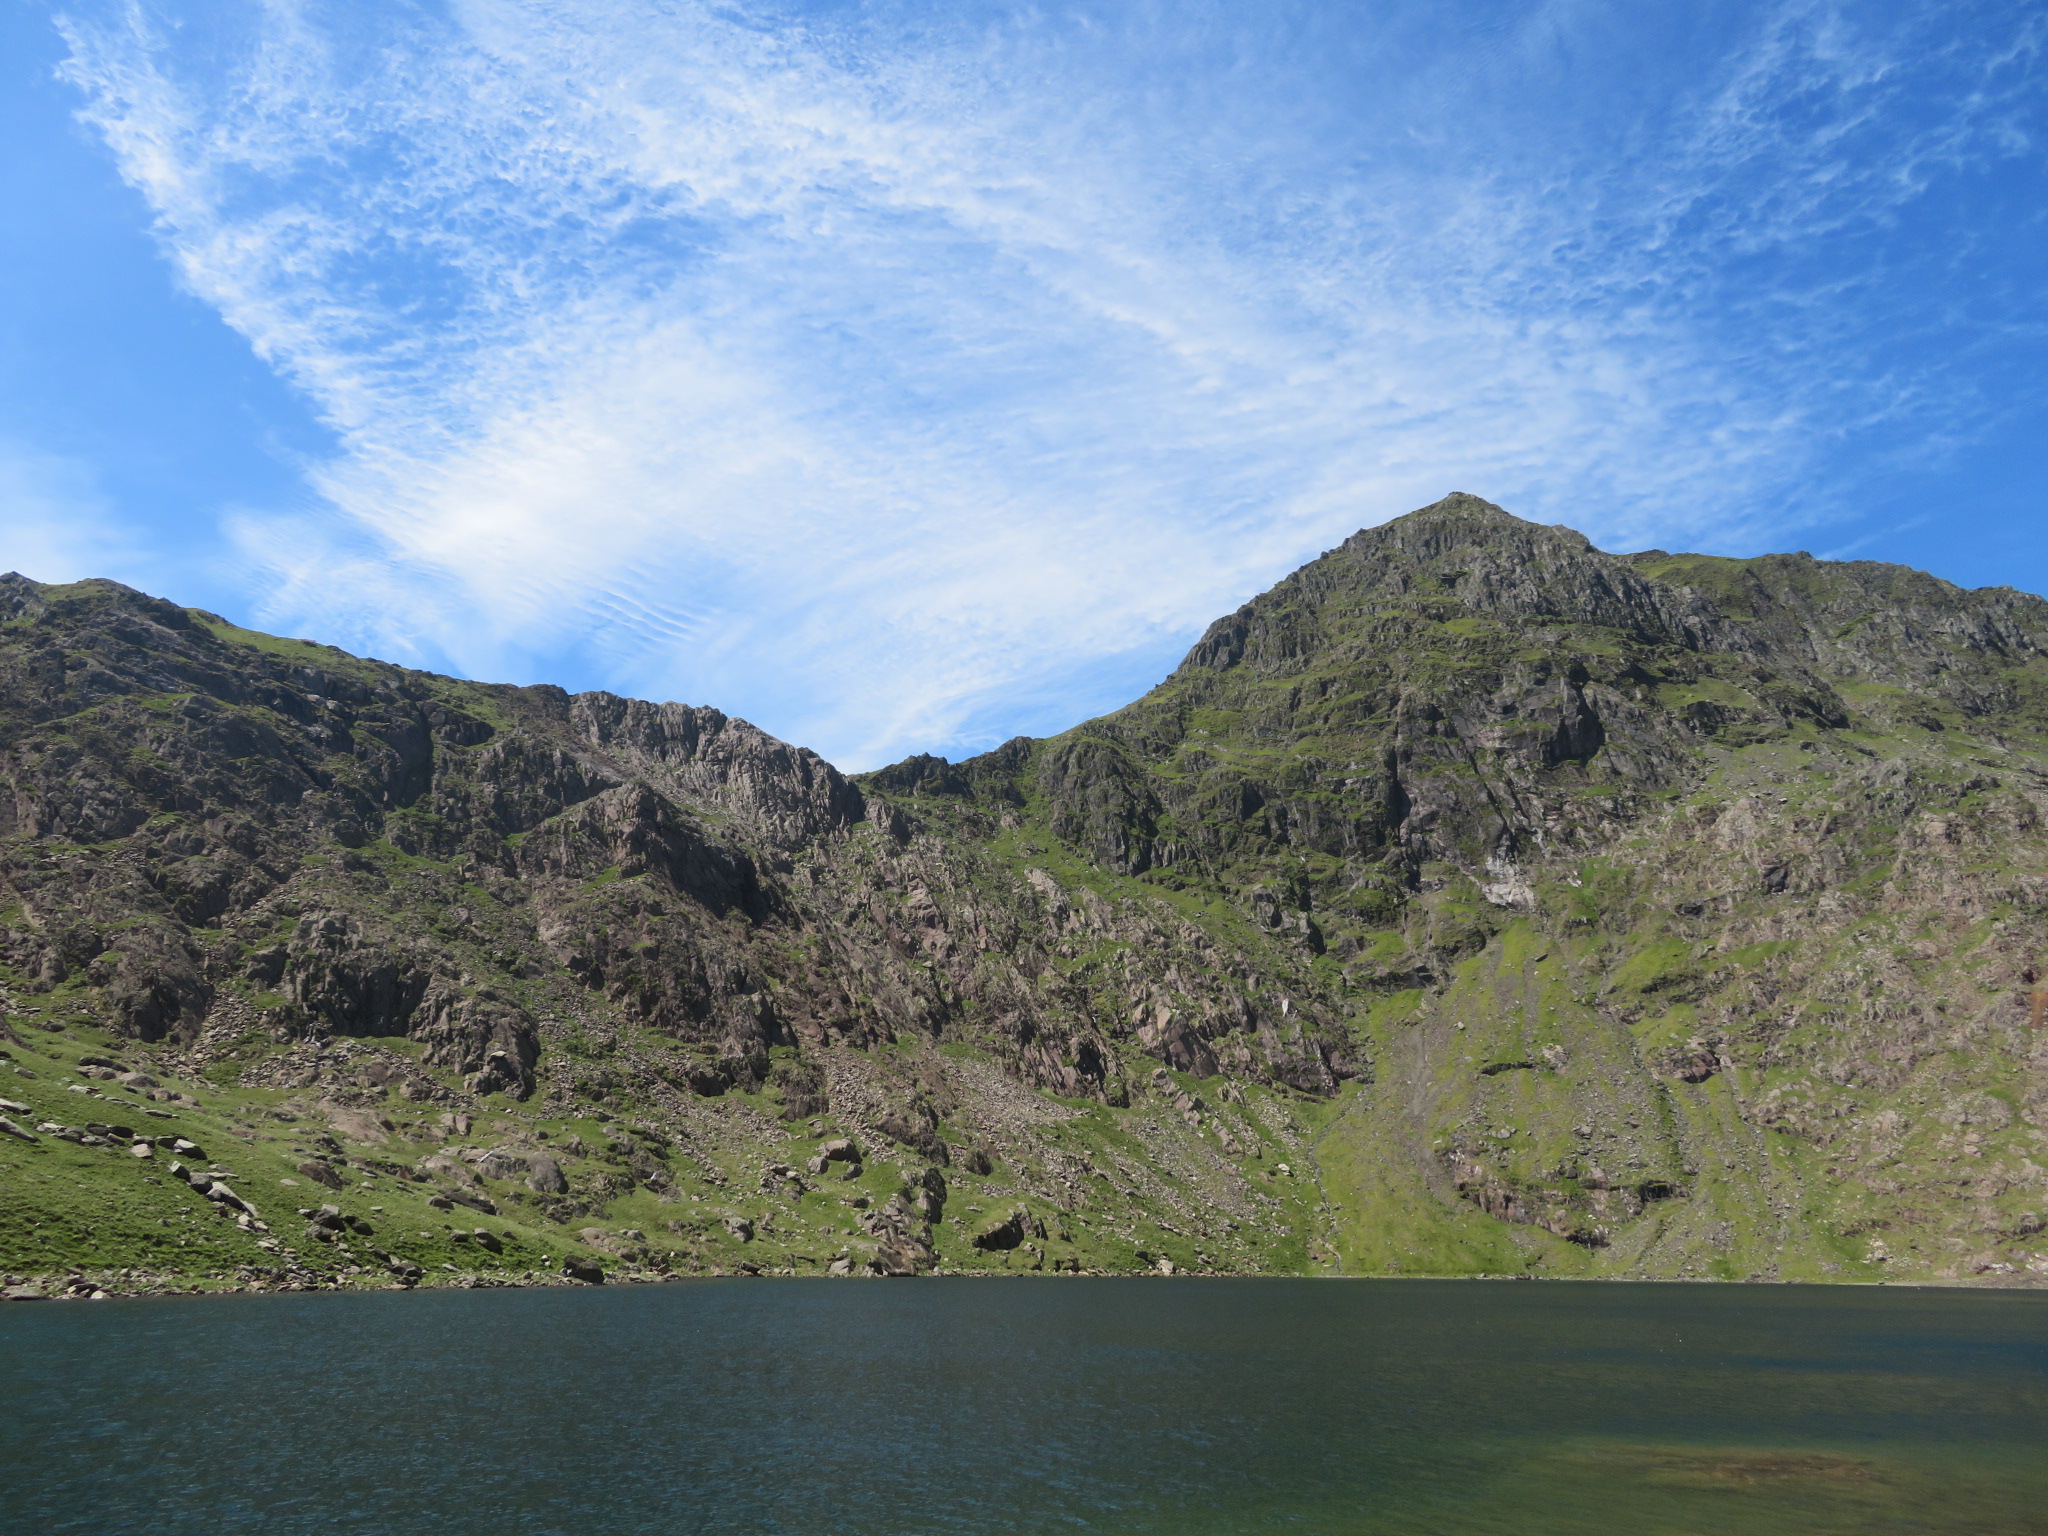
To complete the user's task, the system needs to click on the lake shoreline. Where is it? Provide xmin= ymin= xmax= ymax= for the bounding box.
xmin=6 ymin=1263 xmax=2042 ymax=1303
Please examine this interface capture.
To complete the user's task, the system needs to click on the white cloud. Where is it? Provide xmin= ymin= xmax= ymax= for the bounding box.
xmin=51 ymin=0 xmax=2044 ymax=765
xmin=0 ymin=440 xmax=143 ymax=586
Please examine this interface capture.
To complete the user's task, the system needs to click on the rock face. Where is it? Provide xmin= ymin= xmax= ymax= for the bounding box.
xmin=971 ymin=1208 xmax=1042 ymax=1252
xmin=3 ymin=494 xmax=2048 ymax=1285
xmin=560 ymin=1254 xmax=604 ymax=1284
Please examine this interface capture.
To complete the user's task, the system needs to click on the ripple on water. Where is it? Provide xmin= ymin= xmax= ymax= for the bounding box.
xmin=0 ymin=1278 xmax=2043 ymax=1535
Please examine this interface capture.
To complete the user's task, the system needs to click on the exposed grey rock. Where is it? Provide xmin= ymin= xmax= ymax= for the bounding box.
xmin=868 ymin=1239 xmax=924 ymax=1277
xmin=525 ymin=1153 xmax=568 ymax=1194
xmin=6 ymin=500 xmax=2048 ymax=1285
xmin=971 ymin=1208 xmax=1031 ymax=1252
xmin=473 ymin=1149 xmax=529 ymax=1181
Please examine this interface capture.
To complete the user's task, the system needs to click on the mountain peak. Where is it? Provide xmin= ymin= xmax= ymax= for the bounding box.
xmin=6 ymin=497 xmax=2048 ymax=1289
xmin=1394 ymin=491 xmax=1524 ymax=523
xmin=1331 ymin=494 xmax=1599 ymax=574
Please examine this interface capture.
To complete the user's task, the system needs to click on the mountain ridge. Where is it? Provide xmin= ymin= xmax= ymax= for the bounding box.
xmin=3 ymin=493 xmax=2045 ymax=1296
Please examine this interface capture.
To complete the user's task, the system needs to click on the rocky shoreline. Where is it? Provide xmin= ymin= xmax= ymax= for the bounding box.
xmin=1 ymin=1258 xmax=1227 ymax=1301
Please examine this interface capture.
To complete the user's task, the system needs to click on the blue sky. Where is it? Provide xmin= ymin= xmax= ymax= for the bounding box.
xmin=3 ymin=1 xmax=2044 ymax=769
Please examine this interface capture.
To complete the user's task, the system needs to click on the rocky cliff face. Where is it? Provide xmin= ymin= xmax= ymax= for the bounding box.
xmin=3 ymin=494 xmax=2045 ymax=1293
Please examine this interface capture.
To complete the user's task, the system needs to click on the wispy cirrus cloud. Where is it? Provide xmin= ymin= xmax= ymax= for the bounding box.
xmin=0 ymin=438 xmax=146 ymax=585
xmin=51 ymin=0 xmax=2047 ymax=766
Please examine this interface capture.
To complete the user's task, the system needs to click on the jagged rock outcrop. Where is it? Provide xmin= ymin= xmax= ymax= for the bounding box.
xmin=4 ymin=495 xmax=2047 ymax=1286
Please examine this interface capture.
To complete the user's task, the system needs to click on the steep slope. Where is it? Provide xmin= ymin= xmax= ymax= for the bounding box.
xmin=0 ymin=577 xmax=1338 ymax=1291
xmin=875 ymin=495 xmax=2048 ymax=1282
xmin=3 ymin=494 xmax=2046 ymax=1295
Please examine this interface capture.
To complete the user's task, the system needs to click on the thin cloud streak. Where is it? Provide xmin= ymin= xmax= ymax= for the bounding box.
xmin=0 ymin=439 xmax=150 ymax=587
xmin=53 ymin=0 xmax=2046 ymax=766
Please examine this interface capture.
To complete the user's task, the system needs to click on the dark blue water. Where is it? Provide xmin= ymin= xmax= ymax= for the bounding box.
xmin=3 ymin=1278 xmax=2044 ymax=1535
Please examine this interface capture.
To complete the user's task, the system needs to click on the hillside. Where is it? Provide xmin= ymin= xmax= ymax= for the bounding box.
xmin=3 ymin=494 xmax=2044 ymax=1296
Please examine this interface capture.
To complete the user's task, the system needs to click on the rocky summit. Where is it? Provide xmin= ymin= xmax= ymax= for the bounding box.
xmin=3 ymin=493 xmax=2046 ymax=1297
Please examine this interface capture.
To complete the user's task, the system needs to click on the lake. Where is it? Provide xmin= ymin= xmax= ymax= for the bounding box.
xmin=2 ymin=1278 xmax=2043 ymax=1534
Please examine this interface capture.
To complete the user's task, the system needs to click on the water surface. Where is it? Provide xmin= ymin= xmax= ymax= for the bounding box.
xmin=3 ymin=1278 xmax=2043 ymax=1534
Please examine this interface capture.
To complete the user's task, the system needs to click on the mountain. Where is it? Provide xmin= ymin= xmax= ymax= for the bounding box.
xmin=3 ymin=493 xmax=2045 ymax=1296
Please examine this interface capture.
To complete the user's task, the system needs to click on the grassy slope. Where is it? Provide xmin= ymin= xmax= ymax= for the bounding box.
xmin=1 ymin=967 xmax=1340 ymax=1288
xmin=9 ymin=543 xmax=2048 ymax=1289
xmin=903 ymin=535 xmax=2048 ymax=1285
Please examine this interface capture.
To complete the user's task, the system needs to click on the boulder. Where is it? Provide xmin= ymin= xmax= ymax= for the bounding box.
xmin=971 ymin=1208 xmax=1032 ymax=1252
xmin=561 ymin=1255 xmax=604 ymax=1284
xmin=297 ymin=1161 xmax=345 ymax=1190
xmin=525 ymin=1153 xmax=568 ymax=1194
xmin=471 ymin=1228 xmax=502 ymax=1253
xmin=956 ymin=1147 xmax=995 ymax=1177
xmin=909 ymin=1166 xmax=947 ymax=1218
xmin=0 ymin=1117 xmax=37 ymax=1143
xmin=129 ymin=1140 xmax=154 ymax=1158
xmin=871 ymin=1232 xmax=936 ymax=1276
xmin=417 ymin=1153 xmax=477 ymax=1186
xmin=868 ymin=1240 xmax=924 ymax=1277
xmin=475 ymin=1149 xmax=528 ymax=1181
xmin=722 ymin=1215 xmax=755 ymax=1242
